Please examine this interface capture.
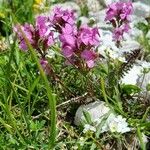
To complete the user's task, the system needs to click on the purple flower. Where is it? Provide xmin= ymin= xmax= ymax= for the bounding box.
xmin=14 ymin=23 xmax=34 ymax=51
xmin=105 ymin=3 xmax=118 ymax=21
xmin=105 ymin=2 xmax=133 ymax=22
xmin=62 ymin=45 xmax=74 ymax=58
xmin=112 ymin=24 xmax=130 ymax=41
xmin=59 ymin=23 xmax=77 ymax=59
xmin=14 ymin=16 xmax=54 ymax=52
xmin=51 ymin=7 xmax=75 ymax=28
xmin=120 ymin=2 xmax=133 ymax=21
xmin=105 ymin=2 xmax=133 ymax=45
xmin=81 ymin=50 xmax=97 ymax=68
xmin=40 ymin=59 xmax=51 ymax=75
xmin=36 ymin=16 xmax=54 ymax=48
xmin=77 ymin=25 xmax=100 ymax=47
xmin=59 ymin=24 xmax=99 ymax=68
xmin=36 ymin=16 xmax=48 ymax=38
xmin=59 ymin=23 xmax=76 ymax=47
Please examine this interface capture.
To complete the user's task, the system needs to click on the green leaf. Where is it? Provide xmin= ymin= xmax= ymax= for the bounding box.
xmin=137 ymin=127 xmax=146 ymax=150
xmin=83 ymin=110 xmax=92 ymax=124
xmin=121 ymin=84 xmax=141 ymax=95
xmin=96 ymin=111 xmax=111 ymax=138
xmin=136 ymin=22 xmax=149 ymax=35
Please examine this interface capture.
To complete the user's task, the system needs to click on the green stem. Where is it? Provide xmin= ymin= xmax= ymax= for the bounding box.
xmin=100 ymin=77 xmax=109 ymax=105
xmin=137 ymin=127 xmax=146 ymax=150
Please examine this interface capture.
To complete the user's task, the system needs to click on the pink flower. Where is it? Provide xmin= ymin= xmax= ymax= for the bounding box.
xmin=19 ymin=40 xmax=28 ymax=50
xmin=14 ymin=23 xmax=34 ymax=51
xmin=62 ymin=45 xmax=74 ymax=58
xmin=105 ymin=3 xmax=118 ymax=21
xmin=51 ymin=7 xmax=75 ymax=28
xmin=112 ymin=24 xmax=130 ymax=41
xmin=36 ymin=16 xmax=54 ymax=47
xmin=14 ymin=16 xmax=54 ymax=51
xmin=81 ymin=50 xmax=97 ymax=68
xmin=59 ymin=23 xmax=76 ymax=47
xmin=112 ymin=27 xmax=124 ymax=41
xmin=105 ymin=2 xmax=133 ymax=22
xmin=40 ymin=59 xmax=51 ymax=75
xmin=58 ymin=24 xmax=99 ymax=68
xmin=77 ymin=25 xmax=100 ymax=47
xmin=105 ymin=2 xmax=133 ymax=44
xmin=36 ymin=16 xmax=48 ymax=38
xmin=120 ymin=2 xmax=133 ymax=21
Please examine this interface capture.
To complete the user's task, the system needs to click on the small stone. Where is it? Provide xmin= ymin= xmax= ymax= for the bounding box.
xmin=74 ymin=101 xmax=110 ymax=126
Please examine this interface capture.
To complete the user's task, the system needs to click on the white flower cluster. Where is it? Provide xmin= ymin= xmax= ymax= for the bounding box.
xmin=83 ymin=113 xmax=130 ymax=134
xmin=100 ymin=114 xmax=131 ymax=133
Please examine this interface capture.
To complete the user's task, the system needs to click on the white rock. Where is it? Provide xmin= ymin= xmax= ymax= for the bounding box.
xmin=74 ymin=101 xmax=110 ymax=126
xmin=121 ymin=60 xmax=150 ymax=88
xmin=121 ymin=41 xmax=141 ymax=53
xmin=129 ymin=26 xmax=143 ymax=39
xmin=133 ymin=2 xmax=150 ymax=18
xmin=75 ymin=101 xmax=131 ymax=134
xmin=121 ymin=65 xmax=142 ymax=85
xmin=134 ymin=0 xmax=150 ymax=6
xmin=137 ymin=72 xmax=150 ymax=91
xmin=89 ymin=9 xmax=112 ymax=29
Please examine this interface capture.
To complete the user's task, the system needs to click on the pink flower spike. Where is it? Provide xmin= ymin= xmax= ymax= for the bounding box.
xmin=105 ymin=2 xmax=133 ymax=22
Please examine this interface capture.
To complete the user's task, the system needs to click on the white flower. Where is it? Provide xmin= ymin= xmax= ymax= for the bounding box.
xmin=107 ymin=115 xmax=130 ymax=133
xmin=96 ymin=114 xmax=130 ymax=134
xmin=83 ymin=124 xmax=96 ymax=133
